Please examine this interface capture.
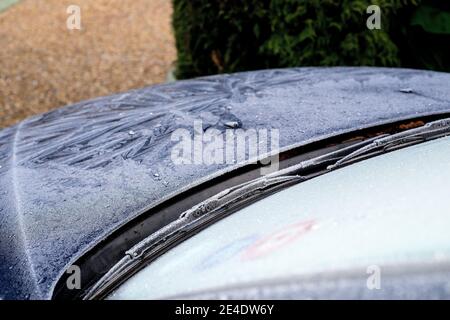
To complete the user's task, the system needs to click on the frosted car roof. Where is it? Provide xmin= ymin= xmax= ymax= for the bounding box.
xmin=1 ymin=67 xmax=450 ymax=299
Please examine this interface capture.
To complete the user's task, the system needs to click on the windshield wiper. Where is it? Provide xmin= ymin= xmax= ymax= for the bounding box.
xmin=85 ymin=117 xmax=450 ymax=299
xmin=84 ymin=134 xmax=387 ymax=299
xmin=84 ymin=174 xmax=305 ymax=299
xmin=328 ymin=118 xmax=450 ymax=170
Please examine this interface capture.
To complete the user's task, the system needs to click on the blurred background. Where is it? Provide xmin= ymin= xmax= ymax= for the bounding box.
xmin=1 ymin=0 xmax=449 ymax=128
xmin=0 ymin=0 xmax=175 ymax=128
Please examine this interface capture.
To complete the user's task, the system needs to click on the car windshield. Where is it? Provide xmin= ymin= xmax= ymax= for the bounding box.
xmin=108 ymin=135 xmax=450 ymax=299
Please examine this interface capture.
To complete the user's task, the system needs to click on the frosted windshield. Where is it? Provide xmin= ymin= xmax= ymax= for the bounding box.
xmin=109 ymin=136 xmax=450 ymax=299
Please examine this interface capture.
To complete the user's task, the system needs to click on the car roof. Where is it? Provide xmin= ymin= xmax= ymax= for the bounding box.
xmin=1 ymin=67 xmax=450 ymax=299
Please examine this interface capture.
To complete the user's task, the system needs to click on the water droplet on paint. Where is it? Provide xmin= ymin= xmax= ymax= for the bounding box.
xmin=399 ymin=88 xmax=414 ymax=94
xmin=225 ymin=121 xmax=240 ymax=129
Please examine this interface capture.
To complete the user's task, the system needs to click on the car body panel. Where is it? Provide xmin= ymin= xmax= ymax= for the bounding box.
xmin=1 ymin=67 xmax=450 ymax=299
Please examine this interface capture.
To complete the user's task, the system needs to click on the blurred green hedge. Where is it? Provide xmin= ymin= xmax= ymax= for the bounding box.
xmin=172 ymin=0 xmax=450 ymax=79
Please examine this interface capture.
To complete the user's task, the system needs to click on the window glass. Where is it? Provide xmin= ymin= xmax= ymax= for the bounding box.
xmin=109 ymin=136 xmax=450 ymax=299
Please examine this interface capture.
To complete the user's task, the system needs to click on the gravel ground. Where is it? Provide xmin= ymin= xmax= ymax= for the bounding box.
xmin=0 ymin=0 xmax=176 ymax=128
